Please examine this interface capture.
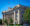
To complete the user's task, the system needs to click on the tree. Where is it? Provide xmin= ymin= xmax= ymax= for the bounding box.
xmin=10 ymin=18 xmax=13 ymax=24
xmin=4 ymin=19 xmax=8 ymax=26
xmin=0 ymin=19 xmax=2 ymax=25
xmin=23 ymin=7 xmax=30 ymax=22
xmin=4 ymin=19 xmax=7 ymax=24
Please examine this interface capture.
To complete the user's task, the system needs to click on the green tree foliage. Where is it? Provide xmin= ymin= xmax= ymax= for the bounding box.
xmin=0 ymin=19 xmax=2 ymax=24
xmin=10 ymin=18 xmax=13 ymax=23
xmin=4 ymin=19 xmax=7 ymax=24
xmin=23 ymin=7 xmax=30 ymax=22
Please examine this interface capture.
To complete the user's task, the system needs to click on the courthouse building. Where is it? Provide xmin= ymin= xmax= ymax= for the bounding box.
xmin=2 ymin=5 xmax=27 ymax=24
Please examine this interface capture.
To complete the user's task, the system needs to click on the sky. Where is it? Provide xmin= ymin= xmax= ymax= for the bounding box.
xmin=0 ymin=0 xmax=30 ymax=19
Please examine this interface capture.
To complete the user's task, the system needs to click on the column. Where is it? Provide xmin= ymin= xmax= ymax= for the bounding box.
xmin=18 ymin=9 xmax=20 ymax=24
xmin=4 ymin=14 xmax=6 ymax=20
xmin=2 ymin=14 xmax=4 ymax=24
xmin=2 ymin=14 xmax=6 ymax=24
xmin=13 ymin=11 xmax=16 ymax=24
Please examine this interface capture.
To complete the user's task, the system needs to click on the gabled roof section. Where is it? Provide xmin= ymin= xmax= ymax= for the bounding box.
xmin=2 ymin=4 xmax=28 ymax=14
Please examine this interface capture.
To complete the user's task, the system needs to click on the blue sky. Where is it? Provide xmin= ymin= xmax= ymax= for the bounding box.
xmin=0 ymin=0 xmax=30 ymax=19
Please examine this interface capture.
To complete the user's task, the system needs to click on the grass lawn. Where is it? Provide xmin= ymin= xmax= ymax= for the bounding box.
xmin=3 ymin=24 xmax=22 ymax=26
xmin=10 ymin=24 xmax=22 ymax=26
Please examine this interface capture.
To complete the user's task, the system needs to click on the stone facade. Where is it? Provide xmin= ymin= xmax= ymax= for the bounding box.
xmin=2 ymin=5 xmax=27 ymax=24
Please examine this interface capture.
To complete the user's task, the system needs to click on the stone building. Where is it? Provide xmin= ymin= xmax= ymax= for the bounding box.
xmin=2 ymin=5 xmax=27 ymax=24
